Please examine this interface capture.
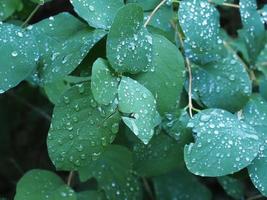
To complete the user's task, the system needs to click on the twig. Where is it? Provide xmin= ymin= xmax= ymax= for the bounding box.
xmin=144 ymin=0 xmax=167 ymax=27
xmin=142 ymin=178 xmax=154 ymax=200
xmin=67 ymin=171 xmax=74 ymax=186
xmin=21 ymin=4 xmax=41 ymax=27
xmin=171 ymin=21 xmax=194 ymax=118
xmin=247 ymin=194 xmax=264 ymax=200
xmin=208 ymin=0 xmax=240 ymax=8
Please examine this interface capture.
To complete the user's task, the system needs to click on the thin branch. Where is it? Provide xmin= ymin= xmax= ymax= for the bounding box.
xmin=144 ymin=0 xmax=167 ymax=27
xmin=67 ymin=171 xmax=74 ymax=186
xmin=21 ymin=4 xmax=41 ymax=27
xmin=208 ymin=0 xmax=240 ymax=8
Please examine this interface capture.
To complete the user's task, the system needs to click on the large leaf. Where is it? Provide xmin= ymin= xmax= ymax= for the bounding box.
xmin=135 ymin=34 xmax=184 ymax=115
xmin=91 ymin=58 xmax=119 ymax=105
xmin=133 ymin=133 xmax=182 ymax=177
xmin=217 ymin=176 xmax=245 ymax=200
xmin=243 ymin=95 xmax=267 ymax=196
xmin=79 ymin=145 xmax=142 ymax=200
xmin=70 ymin=0 xmax=124 ymax=29
xmin=15 ymin=169 xmax=76 ymax=200
xmin=107 ymin=4 xmax=153 ymax=74
xmin=184 ymin=109 xmax=261 ymax=176
xmin=47 ymin=83 xmax=121 ymax=171
xmin=178 ymin=0 xmax=225 ymax=65
xmin=118 ymin=77 xmax=161 ymax=144
xmin=0 ymin=23 xmax=38 ymax=94
xmin=239 ymin=0 xmax=266 ymax=63
xmin=190 ymin=53 xmax=252 ymax=112
xmin=30 ymin=13 xmax=106 ymax=84
xmin=153 ymin=168 xmax=212 ymax=200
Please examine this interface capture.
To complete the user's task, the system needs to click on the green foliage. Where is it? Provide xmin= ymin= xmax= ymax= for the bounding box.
xmin=1 ymin=0 xmax=267 ymax=199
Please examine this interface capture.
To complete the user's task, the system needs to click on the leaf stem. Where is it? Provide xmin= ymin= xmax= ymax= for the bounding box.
xmin=144 ymin=0 xmax=167 ymax=27
xmin=208 ymin=0 xmax=240 ymax=8
xmin=247 ymin=194 xmax=264 ymax=200
xmin=142 ymin=178 xmax=154 ymax=200
xmin=67 ymin=171 xmax=74 ymax=186
xmin=21 ymin=4 xmax=41 ymax=28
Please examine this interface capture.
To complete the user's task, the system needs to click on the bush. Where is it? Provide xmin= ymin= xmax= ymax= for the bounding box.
xmin=0 ymin=0 xmax=267 ymax=199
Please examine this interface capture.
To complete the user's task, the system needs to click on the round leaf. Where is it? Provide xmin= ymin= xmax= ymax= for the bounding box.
xmin=184 ymin=109 xmax=261 ymax=176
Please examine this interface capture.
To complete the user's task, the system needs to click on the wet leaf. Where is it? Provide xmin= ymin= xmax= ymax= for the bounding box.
xmin=243 ymin=95 xmax=267 ymax=196
xmin=70 ymin=0 xmax=124 ymax=29
xmin=47 ymin=83 xmax=121 ymax=171
xmin=184 ymin=109 xmax=261 ymax=176
xmin=135 ymin=34 xmax=185 ymax=115
xmin=91 ymin=58 xmax=119 ymax=105
xmin=153 ymin=167 xmax=212 ymax=200
xmin=133 ymin=133 xmax=182 ymax=177
xmin=107 ymin=4 xmax=153 ymax=74
xmin=79 ymin=145 xmax=142 ymax=200
xmin=217 ymin=176 xmax=245 ymax=200
xmin=0 ymin=0 xmax=23 ymax=21
xmin=30 ymin=13 xmax=106 ymax=84
xmin=127 ymin=0 xmax=160 ymax=11
xmin=0 ymin=23 xmax=39 ymax=93
xmin=118 ymin=77 xmax=161 ymax=144
xmin=189 ymin=53 xmax=252 ymax=112
xmin=15 ymin=169 xmax=77 ymax=200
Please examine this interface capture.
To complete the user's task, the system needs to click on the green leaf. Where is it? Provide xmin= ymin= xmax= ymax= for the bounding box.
xmin=0 ymin=23 xmax=39 ymax=93
xmin=44 ymin=79 xmax=70 ymax=104
xmin=184 ymin=109 xmax=261 ymax=176
xmin=118 ymin=77 xmax=161 ymax=144
xmin=243 ymin=95 xmax=267 ymax=196
xmin=178 ymin=0 xmax=225 ymax=65
xmin=239 ymin=0 xmax=266 ymax=63
xmin=162 ymin=109 xmax=191 ymax=143
xmin=77 ymin=191 xmax=105 ymax=200
xmin=153 ymin=168 xmax=212 ymax=200
xmin=190 ymin=53 xmax=252 ymax=112
xmin=133 ymin=133 xmax=183 ymax=177
xmin=217 ymin=176 xmax=245 ymax=200
xmin=15 ymin=169 xmax=77 ymax=200
xmin=144 ymin=5 xmax=174 ymax=33
xmin=47 ymin=83 xmax=121 ymax=171
xmin=135 ymin=34 xmax=185 ymax=115
xmin=0 ymin=0 xmax=23 ymax=21
xmin=256 ymin=43 xmax=267 ymax=76
xmin=30 ymin=13 xmax=106 ymax=84
xmin=70 ymin=0 xmax=124 ymax=29
xmin=127 ymin=0 xmax=161 ymax=11
xmin=79 ymin=145 xmax=142 ymax=200
xmin=91 ymin=58 xmax=119 ymax=105
xmin=107 ymin=4 xmax=153 ymax=74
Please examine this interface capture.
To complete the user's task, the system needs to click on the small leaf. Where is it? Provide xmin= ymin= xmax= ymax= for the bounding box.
xmin=15 ymin=169 xmax=76 ymax=200
xmin=256 ymin=43 xmax=267 ymax=76
xmin=133 ymin=133 xmax=183 ymax=177
xmin=243 ymin=95 xmax=267 ymax=196
xmin=184 ymin=109 xmax=261 ymax=176
xmin=217 ymin=176 xmax=245 ymax=200
xmin=70 ymin=0 xmax=124 ymax=29
xmin=239 ymin=0 xmax=266 ymax=63
xmin=47 ymin=83 xmax=121 ymax=171
xmin=118 ymin=77 xmax=161 ymax=144
xmin=0 ymin=23 xmax=39 ymax=93
xmin=178 ymin=0 xmax=225 ymax=65
xmin=91 ymin=58 xmax=119 ymax=105
xmin=79 ymin=145 xmax=142 ymax=200
xmin=107 ymin=4 xmax=153 ymax=74
xmin=135 ymin=34 xmax=185 ymax=115
xmin=153 ymin=167 xmax=212 ymax=200
xmin=189 ymin=53 xmax=252 ymax=112
xmin=30 ymin=13 xmax=106 ymax=84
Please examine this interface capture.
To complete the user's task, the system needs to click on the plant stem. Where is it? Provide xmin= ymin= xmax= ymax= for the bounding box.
xmin=67 ymin=171 xmax=74 ymax=186
xmin=247 ymin=194 xmax=264 ymax=200
xmin=144 ymin=0 xmax=167 ymax=27
xmin=208 ymin=0 xmax=240 ymax=8
xmin=142 ymin=178 xmax=154 ymax=200
xmin=21 ymin=4 xmax=41 ymax=27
